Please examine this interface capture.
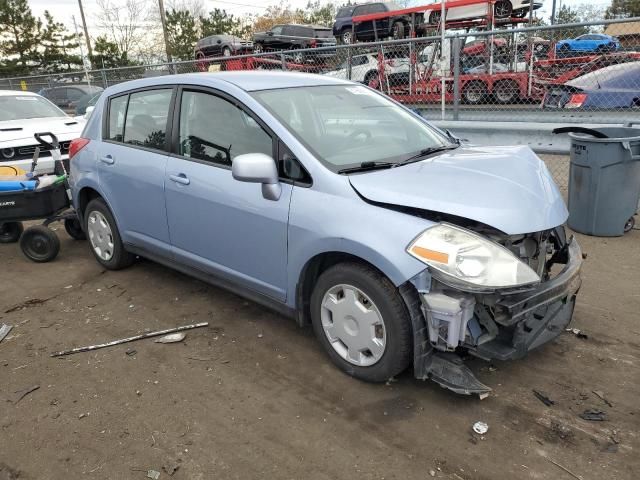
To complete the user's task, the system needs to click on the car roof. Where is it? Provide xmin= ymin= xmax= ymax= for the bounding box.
xmin=103 ymin=71 xmax=352 ymax=96
xmin=0 ymin=90 xmax=40 ymax=97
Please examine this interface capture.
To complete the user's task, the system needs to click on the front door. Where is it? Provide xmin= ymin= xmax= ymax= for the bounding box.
xmin=165 ymin=88 xmax=291 ymax=301
xmin=97 ymin=88 xmax=174 ymax=254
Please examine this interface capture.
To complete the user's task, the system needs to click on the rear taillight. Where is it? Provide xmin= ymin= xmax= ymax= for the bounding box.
xmin=69 ymin=137 xmax=90 ymax=159
xmin=566 ymin=93 xmax=587 ymax=109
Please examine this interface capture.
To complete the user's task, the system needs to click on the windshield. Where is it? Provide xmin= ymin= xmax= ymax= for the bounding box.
xmin=252 ymin=85 xmax=450 ymax=171
xmin=0 ymin=95 xmax=66 ymax=121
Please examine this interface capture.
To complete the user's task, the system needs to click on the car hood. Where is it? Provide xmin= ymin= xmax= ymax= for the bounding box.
xmin=0 ymin=116 xmax=84 ymax=146
xmin=348 ymin=145 xmax=568 ymax=235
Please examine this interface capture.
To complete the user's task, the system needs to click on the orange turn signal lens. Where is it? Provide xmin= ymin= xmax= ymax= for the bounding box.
xmin=410 ymin=245 xmax=449 ymax=264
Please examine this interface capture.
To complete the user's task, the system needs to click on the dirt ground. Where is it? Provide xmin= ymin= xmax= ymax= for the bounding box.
xmin=1 ymin=219 xmax=639 ymax=480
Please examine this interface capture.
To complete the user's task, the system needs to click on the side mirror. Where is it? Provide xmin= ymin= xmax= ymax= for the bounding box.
xmin=216 ymin=39 xmax=222 ymax=44
xmin=84 ymin=106 xmax=95 ymax=119
xmin=267 ymin=31 xmax=274 ymax=36
xmin=232 ymin=153 xmax=281 ymax=201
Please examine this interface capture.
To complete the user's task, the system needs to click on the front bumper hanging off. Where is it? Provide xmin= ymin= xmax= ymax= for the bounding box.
xmin=407 ymin=237 xmax=583 ymax=397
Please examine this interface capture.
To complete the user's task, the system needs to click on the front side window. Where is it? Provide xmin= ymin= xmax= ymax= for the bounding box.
xmin=122 ymin=89 xmax=172 ymax=150
xmin=271 ymin=25 xmax=283 ymax=35
xmin=252 ymin=85 xmax=450 ymax=171
xmin=178 ymin=91 xmax=272 ymax=166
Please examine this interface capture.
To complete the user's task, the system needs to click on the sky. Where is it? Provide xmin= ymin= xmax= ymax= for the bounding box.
xmin=27 ymin=0 xmax=613 ymax=33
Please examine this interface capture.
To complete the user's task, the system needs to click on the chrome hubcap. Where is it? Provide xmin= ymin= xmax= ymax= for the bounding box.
xmin=87 ymin=211 xmax=114 ymax=261
xmin=321 ymin=284 xmax=386 ymax=367
xmin=343 ymin=31 xmax=352 ymax=44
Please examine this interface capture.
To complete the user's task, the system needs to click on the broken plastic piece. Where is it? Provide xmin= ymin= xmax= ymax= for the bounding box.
xmin=147 ymin=470 xmax=161 ymax=480
xmin=532 ymin=389 xmax=555 ymax=406
xmin=580 ymin=409 xmax=607 ymax=421
xmin=155 ymin=332 xmax=186 ymax=344
xmin=472 ymin=421 xmax=488 ymax=435
xmin=426 ymin=352 xmax=492 ymax=396
xmin=0 ymin=324 xmax=13 ymax=343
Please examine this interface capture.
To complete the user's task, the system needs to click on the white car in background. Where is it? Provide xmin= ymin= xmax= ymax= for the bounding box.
xmin=325 ymin=52 xmax=412 ymax=86
xmin=425 ymin=0 xmax=542 ymax=24
xmin=0 ymin=91 xmax=85 ymax=174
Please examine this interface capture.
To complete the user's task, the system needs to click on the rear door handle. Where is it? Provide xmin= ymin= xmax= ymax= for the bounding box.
xmin=169 ymin=173 xmax=190 ymax=185
xmin=99 ymin=155 xmax=114 ymax=165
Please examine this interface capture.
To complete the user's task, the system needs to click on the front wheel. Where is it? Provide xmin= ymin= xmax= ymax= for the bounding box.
xmin=494 ymin=0 xmax=513 ymax=18
xmin=310 ymin=263 xmax=412 ymax=382
xmin=85 ymin=198 xmax=134 ymax=270
xmin=463 ymin=80 xmax=488 ymax=104
xmin=0 ymin=222 xmax=23 ymax=243
xmin=253 ymin=43 xmax=264 ymax=54
xmin=222 ymin=46 xmax=232 ymax=57
xmin=392 ymin=21 xmax=405 ymax=40
xmin=341 ymin=29 xmax=353 ymax=45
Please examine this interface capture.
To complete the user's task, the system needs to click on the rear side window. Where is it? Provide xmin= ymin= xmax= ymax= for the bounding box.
xmin=108 ymin=95 xmax=128 ymax=142
xmin=123 ymin=89 xmax=172 ymax=150
xmin=314 ymin=29 xmax=333 ymax=38
xmin=178 ymin=90 xmax=272 ymax=166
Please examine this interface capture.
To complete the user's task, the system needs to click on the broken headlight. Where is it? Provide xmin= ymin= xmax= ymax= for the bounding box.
xmin=407 ymin=223 xmax=541 ymax=291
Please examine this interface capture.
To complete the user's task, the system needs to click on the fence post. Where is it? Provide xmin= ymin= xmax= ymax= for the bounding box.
xmin=453 ymin=36 xmax=460 ymax=121
xmin=280 ymin=52 xmax=287 ymax=70
xmin=346 ymin=45 xmax=352 ymax=81
xmin=8 ymin=79 xmax=13 ymax=90
xmin=101 ymin=69 xmax=108 ymax=88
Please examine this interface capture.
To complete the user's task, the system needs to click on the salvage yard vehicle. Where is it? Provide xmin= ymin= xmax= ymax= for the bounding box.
xmin=0 ymin=90 xmax=84 ymax=175
xmin=194 ymin=34 xmax=253 ymax=59
xmin=252 ymin=24 xmax=336 ymax=64
xmin=69 ymin=72 xmax=582 ymax=395
xmin=555 ymin=33 xmax=620 ymax=55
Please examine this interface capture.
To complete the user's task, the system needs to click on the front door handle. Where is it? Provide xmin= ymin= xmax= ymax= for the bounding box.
xmin=99 ymin=155 xmax=114 ymax=165
xmin=169 ymin=173 xmax=190 ymax=185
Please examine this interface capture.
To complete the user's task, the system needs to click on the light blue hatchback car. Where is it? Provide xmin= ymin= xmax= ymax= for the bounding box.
xmin=69 ymin=72 xmax=583 ymax=395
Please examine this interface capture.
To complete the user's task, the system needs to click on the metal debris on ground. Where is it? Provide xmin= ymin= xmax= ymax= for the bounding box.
xmin=154 ymin=332 xmax=186 ymax=344
xmin=592 ymin=390 xmax=613 ymax=407
xmin=579 ymin=409 xmax=607 ymax=421
xmin=547 ymin=458 xmax=583 ymax=480
xmin=14 ymin=384 xmax=40 ymax=404
xmin=50 ymin=322 xmax=209 ymax=357
xmin=472 ymin=421 xmax=488 ymax=435
xmin=126 ymin=349 xmax=137 ymax=356
xmin=147 ymin=470 xmax=161 ymax=480
xmin=0 ymin=324 xmax=13 ymax=343
xmin=566 ymin=328 xmax=588 ymax=339
xmin=532 ymin=389 xmax=555 ymax=406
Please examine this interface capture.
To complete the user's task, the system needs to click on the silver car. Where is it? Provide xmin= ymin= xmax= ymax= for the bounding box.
xmin=69 ymin=72 xmax=582 ymax=396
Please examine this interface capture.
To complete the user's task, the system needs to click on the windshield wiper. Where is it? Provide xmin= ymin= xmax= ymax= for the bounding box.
xmin=394 ymin=144 xmax=459 ymax=167
xmin=337 ymin=161 xmax=396 ymax=174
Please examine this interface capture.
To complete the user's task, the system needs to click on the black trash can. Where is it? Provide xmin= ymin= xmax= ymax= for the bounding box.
xmin=564 ymin=127 xmax=640 ymax=236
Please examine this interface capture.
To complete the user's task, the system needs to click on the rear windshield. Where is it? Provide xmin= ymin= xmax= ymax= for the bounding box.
xmin=0 ymin=95 xmax=66 ymax=121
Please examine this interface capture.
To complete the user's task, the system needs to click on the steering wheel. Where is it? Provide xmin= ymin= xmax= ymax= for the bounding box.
xmin=347 ymin=128 xmax=372 ymax=143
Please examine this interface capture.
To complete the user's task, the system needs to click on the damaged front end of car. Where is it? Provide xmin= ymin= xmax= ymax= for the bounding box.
xmin=400 ymin=222 xmax=583 ymax=397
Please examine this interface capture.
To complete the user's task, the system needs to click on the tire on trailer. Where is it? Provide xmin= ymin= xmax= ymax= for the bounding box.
xmin=0 ymin=221 xmax=23 ymax=243
xmin=364 ymin=70 xmax=380 ymax=89
xmin=253 ymin=43 xmax=264 ymax=54
xmin=462 ymin=80 xmax=488 ymax=104
xmin=19 ymin=225 xmax=60 ymax=263
xmin=340 ymin=29 xmax=353 ymax=45
xmin=310 ymin=262 xmax=413 ymax=382
xmin=222 ymin=46 xmax=232 ymax=57
xmin=429 ymin=10 xmax=442 ymax=25
xmin=494 ymin=0 xmax=513 ymax=18
xmin=493 ymin=79 xmax=520 ymax=104
xmin=392 ymin=21 xmax=405 ymax=40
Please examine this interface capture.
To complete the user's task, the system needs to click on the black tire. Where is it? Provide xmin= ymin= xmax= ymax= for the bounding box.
xmin=310 ymin=262 xmax=412 ymax=383
xmin=463 ymin=80 xmax=488 ymax=104
xmin=0 ymin=222 xmax=23 ymax=243
xmin=253 ymin=43 xmax=264 ymax=54
xmin=429 ymin=10 xmax=442 ymax=25
xmin=494 ymin=0 xmax=513 ymax=18
xmin=493 ymin=79 xmax=520 ymax=104
xmin=19 ymin=225 xmax=60 ymax=263
xmin=222 ymin=46 xmax=232 ymax=57
xmin=292 ymin=50 xmax=305 ymax=64
xmin=392 ymin=21 xmax=405 ymax=40
xmin=364 ymin=70 xmax=379 ymax=88
xmin=341 ymin=29 xmax=353 ymax=45
xmin=64 ymin=217 xmax=86 ymax=240
xmin=84 ymin=197 xmax=134 ymax=270
xmin=624 ymin=216 xmax=635 ymax=233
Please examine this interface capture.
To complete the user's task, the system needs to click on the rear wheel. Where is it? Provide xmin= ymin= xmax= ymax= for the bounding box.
xmin=364 ymin=70 xmax=380 ymax=89
xmin=254 ymin=43 xmax=264 ymax=54
xmin=463 ymin=80 xmax=488 ymax=104
xmin=494 ymin=0 xmax=513 ymax=18
xmin=0 ymin=222 xmax=23 ymax=243
xmin=341 ymin=29 xmax=353 ymax=45
xmin=310 ymin=263 xmax=412 ymax=382
xmin=85 ymin=198 xmax=134 ymax=270
xmin=292 ymin=50 xmax=305 ymax=64
xmin=392 ymin=21 xmax=405 ymax=40
xmin=222 ymin=46 xmax=232 ymax=57
xmin=20 ymin=225 xmax=60 ymax=263
xmin=429 ymin=10 xmax=442 ymax=25
xmin=493 ymin=79 xmax=520 ymax=104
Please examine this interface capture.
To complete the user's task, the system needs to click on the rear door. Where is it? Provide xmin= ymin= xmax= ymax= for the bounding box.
xmin=165 ymin=87 xmax=292 ymax=301
xmin=97 ymin=87 xmax=174 ymax=255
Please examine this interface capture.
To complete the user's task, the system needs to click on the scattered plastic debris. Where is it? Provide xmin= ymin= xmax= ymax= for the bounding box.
xmin=147 ymin=470 xmax=161 ymax=480
xmin=579 ymin=409 xmax=607 ymax=421
xmin=532 ymin=389 xmax=555 ymax=406
xmin=155 ymin=332 xmax=186 ymax=344
xmin=472 ymin=421 xmax=488 ymax=435
xmin=163 ymin=460 xmax=180 ymax=476
xmin=566 ymin=328 xmax=588 ymax=339
xmin=0 ymin=324 xmax=13 ymax=344
xmin=126 ymin=349 xmax=137 ymax=356
xmin=14 ymin=384 xmax=39 ymax=404
xmin=50 ymin=322 xmax=208 ymax=357
xmin=592 ymin=390 xmax=613 ymax=407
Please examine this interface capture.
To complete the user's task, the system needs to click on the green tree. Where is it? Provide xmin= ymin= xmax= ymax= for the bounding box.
xmin=554 ymin=5 xmax=589 ymax=37
xmin=166 ymin=9 xmax=199 ymax=60
xmin=200 ymin=8 xmax=247 ymax=37
xmin=606 ymin=0 xmax=640 ymax=18
xmin=90 ymin=35 xmax=134 ymax=68
xmin=299 ymin=1 xmax=337 ymax=27
xmin=0 ymin=0 xmax=42 ymax=75
xmin=40 ymin=11 xmax=83 ymax=73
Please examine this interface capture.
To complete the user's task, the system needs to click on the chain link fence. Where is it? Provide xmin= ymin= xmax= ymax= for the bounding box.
xmin=2 ymin=17 xmax=639 ymax=186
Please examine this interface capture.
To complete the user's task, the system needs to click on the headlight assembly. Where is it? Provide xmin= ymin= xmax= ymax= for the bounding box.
xmin=407 ymin=223 xmax=541 ymax=291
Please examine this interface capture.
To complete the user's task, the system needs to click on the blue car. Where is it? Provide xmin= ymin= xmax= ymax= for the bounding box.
xmin=556 ymin=33 xmax=620 ymax=54
xmin=68 ymin=72 xmax=582 ymax=396
xmin=543 ymin=61 xmax=640 ymax=109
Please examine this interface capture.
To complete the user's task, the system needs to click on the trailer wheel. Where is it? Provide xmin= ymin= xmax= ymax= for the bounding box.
xmin=340 ymin=29 xmax=353 ymax=45
xmin=364 ymin=71 xmax=380 ymax=89
xmin=64 ymin=217 xmax=86 ymax=240
xmin=0 ymin=222 xmax=23 ymax=243
xmin=20 ymin=225 xmax=60 ymax=263
xmin=392 ymin=21 xmax=405 ymax=40
xmin=463 ymin=81 xmax=488 ymax=104
xmin=494 ymin=0 xmax=513 ymax=18
xmin=493 ymin=79 xmax=520 ymax=104
xmin=429 ymin=10 xmax=442 ymax=25
xmin=254 ymin=43 xmax=264 ymax=54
